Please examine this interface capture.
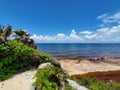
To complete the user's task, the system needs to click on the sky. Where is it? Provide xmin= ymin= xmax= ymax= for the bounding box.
xmin=0 ymin=0 xmax=120 ymax=43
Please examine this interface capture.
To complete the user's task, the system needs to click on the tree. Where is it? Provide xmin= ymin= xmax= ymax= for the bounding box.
xmin=14 ymin=30 xmax=30 ymax=39
xmin=0 ymin=25 xmax=12 ymax=44
xmin=14 ymin=30 xmax=37 ymax=49
xmin=0 ymin=25 xmax=36 ymax=48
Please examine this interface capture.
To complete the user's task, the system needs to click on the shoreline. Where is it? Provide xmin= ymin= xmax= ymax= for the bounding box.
xmin=58 ymin=59 xmax=120 ymax=81
xmin=73 ymin=70 xmax=120 ymax=82
xmin=58 ymin=59 xmax=120 ymax=76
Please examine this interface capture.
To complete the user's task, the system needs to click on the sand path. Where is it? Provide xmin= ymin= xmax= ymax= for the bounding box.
xmin=0 ymin=70 xmax=36 ymax=90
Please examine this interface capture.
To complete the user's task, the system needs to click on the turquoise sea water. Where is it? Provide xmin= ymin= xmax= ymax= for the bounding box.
xmin=36 ymin=43 xmax=120 ymax=60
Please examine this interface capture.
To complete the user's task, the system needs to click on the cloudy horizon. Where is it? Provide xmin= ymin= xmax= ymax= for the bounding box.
xmin=31 ymin=12 xmax=120 ymax=43
xmin=1 ymin=0 xmax=120 ymax=43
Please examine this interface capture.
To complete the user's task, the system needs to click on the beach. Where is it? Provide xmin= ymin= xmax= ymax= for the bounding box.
xmin=59 ymin=58 xmax=120 ymax=82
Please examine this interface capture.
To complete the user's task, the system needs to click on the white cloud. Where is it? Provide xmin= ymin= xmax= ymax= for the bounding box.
xmin=31 ymin=29 xmax=82 ymax=43
xmin=84 ymin=25 xmax=120 ymax=42
xmin=97 ymin=14 xmax=108 ymax=19
xmin=31 ymin=25 xmax=120 ymax=43
xmin=97 ymin=12 xmax=120 ymax=24
xmin=69 ymin=29 xmax=82 ymax=41
xmin=80 ymin=31 xmax=92 ymax=35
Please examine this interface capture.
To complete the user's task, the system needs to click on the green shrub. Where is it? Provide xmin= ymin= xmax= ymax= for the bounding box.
xmin=33 ymin=67 xmax=61 ymax=90
xmin=51 ymin=60 xmax=61 ymax=68
xmin=38 ymin=52 xmax=53 ymax=63
xmin=107 ymin=81 xmax=120 ymax=90
xmin=0 ymin=40 xmax=54 ymax=81
xmin=80 ymin=76 xmax=120 ymax=90
xmin=65 ymin=83 xmax=74 ymax=90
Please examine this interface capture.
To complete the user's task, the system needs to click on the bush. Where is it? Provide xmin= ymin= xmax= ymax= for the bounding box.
xmin=51 ymin=60 xmax=61 ymax=68
xmin=107 ymin=81 xmax=120 ymax=90
xmin=80 ymin=76 xmax=120 ymax=90
xmin=65 ymin=83 xmax=74 ymax=90
xmin=0 ymin=40 xmax=54 ymax=81
xmin=33 ymin=67 xmax=61 ymax=90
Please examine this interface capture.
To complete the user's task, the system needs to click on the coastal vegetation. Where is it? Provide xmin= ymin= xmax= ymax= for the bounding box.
xmin=0 ymin=25 xmax=55 ymax=81
xmin=71 ymin=76 xmax=120 ymax=90
xmin=80 ymin=76 xmax=120 ymax=90
xmin=33 ymin=66 xmax=74 ymax=90
xmin=13 ymin=30 xmax=37 ymax=49
xmin=0 ymin=25 xmax=12 ymax=45
xmin=0 ymin=25 xmax=73 ymax=90
xmin=33 ymin=67 xmax=61 ymax=90
xmin=0 ymin=40 xmax=54 ymax=81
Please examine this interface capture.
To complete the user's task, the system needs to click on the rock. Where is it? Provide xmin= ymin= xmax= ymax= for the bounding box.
xmin=90 ymin=58 xmax=98 ymax=60
xmin=101 ymin=56 xmax=109 ymax=60
xmin=38 ymin=62 xmax=54 ymax=69
xmin=67 ymin=79 xmax=89 ymax=90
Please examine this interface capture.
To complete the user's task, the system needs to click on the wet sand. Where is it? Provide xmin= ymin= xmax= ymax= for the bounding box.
xmin=73 ymin=70 xmax=120 ymax=82
xmin=59 ymin=59 xmax=120 ymax=82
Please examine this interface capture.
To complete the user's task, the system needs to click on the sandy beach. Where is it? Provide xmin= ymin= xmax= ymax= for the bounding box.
xmin=59 ymin=59 xmax=120 ymax=76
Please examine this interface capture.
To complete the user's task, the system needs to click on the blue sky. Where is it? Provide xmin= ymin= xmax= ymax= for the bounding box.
xmin=0 ymin=0 xmax=120 ymax=43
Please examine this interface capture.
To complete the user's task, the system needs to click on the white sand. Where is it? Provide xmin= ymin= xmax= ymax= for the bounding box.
xmin=59 ymin=59 xmax=120 ymax=76
xmin=0 ymin=70 xmax=36 ymax=90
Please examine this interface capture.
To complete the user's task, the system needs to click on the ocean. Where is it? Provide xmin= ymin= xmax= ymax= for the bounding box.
xmin=36 ymin=43 xmax=120 ymax=60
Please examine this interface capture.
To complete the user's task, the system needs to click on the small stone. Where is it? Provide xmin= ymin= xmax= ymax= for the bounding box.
xmin=2 ymin=83 xmax=4 ymax=86
xmin=38 ymin=62 xmax=54 ymax=69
